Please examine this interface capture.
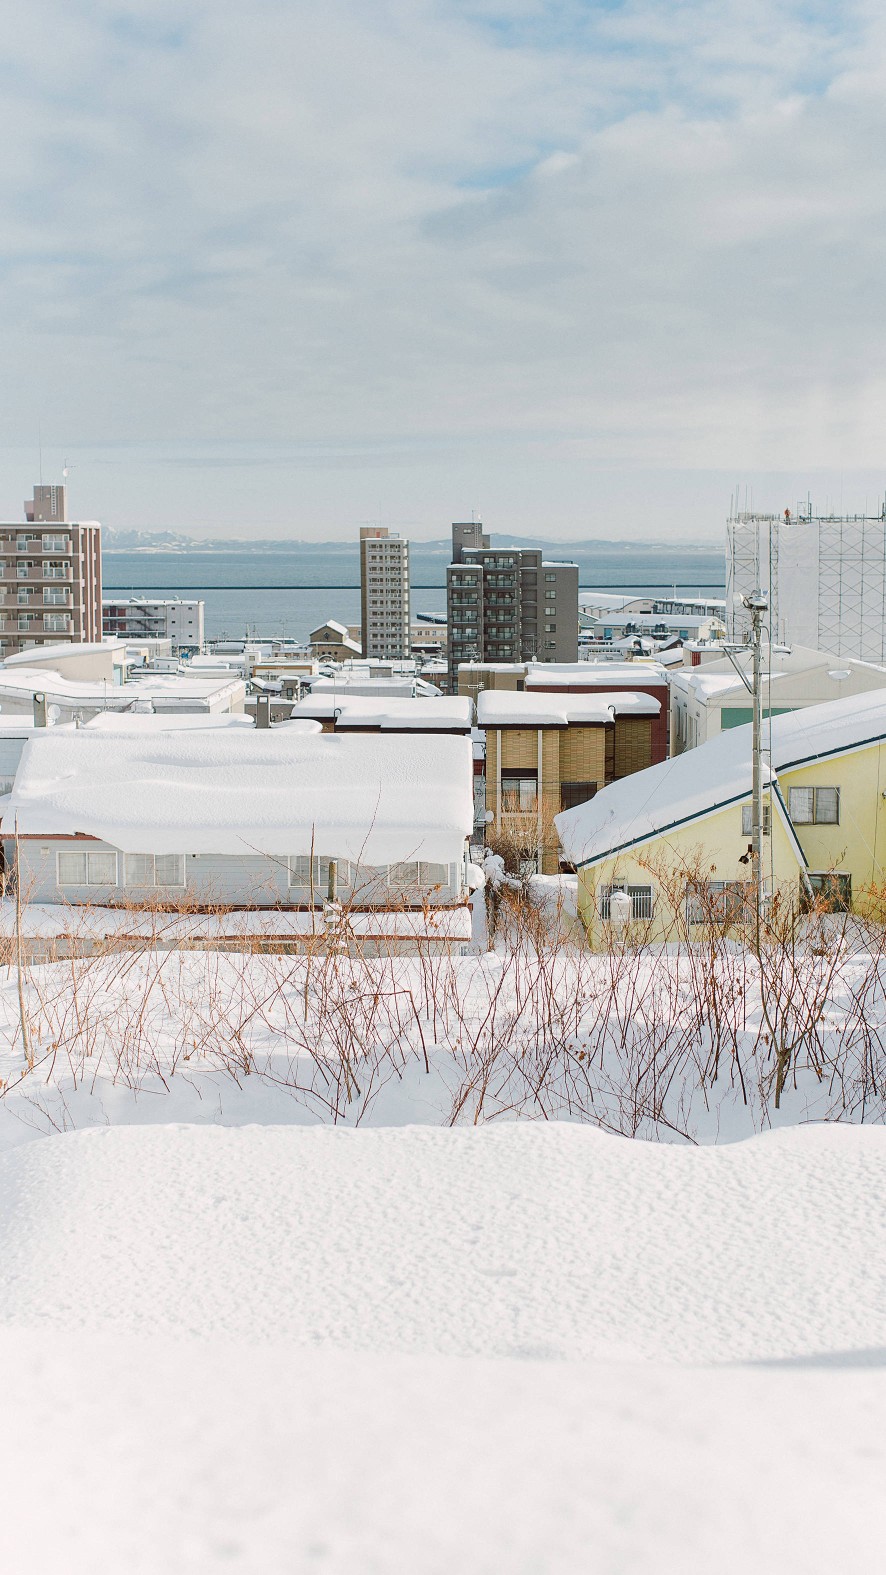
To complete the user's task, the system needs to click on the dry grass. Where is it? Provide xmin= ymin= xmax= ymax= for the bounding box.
xmin=2 ymin=861 xmax=886 ymax=1139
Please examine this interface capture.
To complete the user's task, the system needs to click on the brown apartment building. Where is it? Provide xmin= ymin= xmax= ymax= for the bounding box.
xmin=0 ymin=485 xmax=102 ymax=660
xmin=477 ymin=687 xmax=662 ymax=873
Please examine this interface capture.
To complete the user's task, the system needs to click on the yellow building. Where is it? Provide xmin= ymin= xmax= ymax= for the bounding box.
xmin=477 ymin=688 xmax=661 ymax=874
xmin=555 ymin=690 xmax=886 ymax=946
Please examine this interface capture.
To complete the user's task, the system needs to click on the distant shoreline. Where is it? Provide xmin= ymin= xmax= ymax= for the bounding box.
xmin=103 ymin=581 xmax=726 ymax=592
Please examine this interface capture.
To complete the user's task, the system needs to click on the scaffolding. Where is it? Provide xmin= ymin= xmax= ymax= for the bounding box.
xmin=727 ymin=505 xmax=886 ymax=662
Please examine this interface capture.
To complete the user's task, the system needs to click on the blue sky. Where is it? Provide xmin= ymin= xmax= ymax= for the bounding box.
xmin=0 ymin=0 xmax=882 ymax=539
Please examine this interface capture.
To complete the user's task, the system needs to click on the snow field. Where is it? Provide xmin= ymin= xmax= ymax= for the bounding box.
xmin=1 ymin=1122 xmax=885 ymax=1363
xmin=0 ymin=1335 xmax=882 ymax=1575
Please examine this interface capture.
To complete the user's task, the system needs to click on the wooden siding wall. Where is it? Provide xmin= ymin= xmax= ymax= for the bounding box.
xmin=9 ymin=840 xmax=465 ymax=908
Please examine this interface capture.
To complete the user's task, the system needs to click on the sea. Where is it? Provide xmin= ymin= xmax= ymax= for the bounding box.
xmin=103 ymin=542 xmax=726 ymax=645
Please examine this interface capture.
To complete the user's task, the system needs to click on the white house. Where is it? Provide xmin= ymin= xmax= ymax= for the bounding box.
xmin=669 ymin=644 xmax=886 ymax=754
xmin=1 ymin=730 xmax=477 ymax=955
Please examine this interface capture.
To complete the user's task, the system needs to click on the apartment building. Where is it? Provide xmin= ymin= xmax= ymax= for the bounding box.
xmin=359 ymin=527 xmax=411 ymax=659
xmin=102 ymin=597 xmax=205 ymax=653
xmin=0 ymin=484 xmax=101 ymax=660
xmin=478 ymin=687 xmax=662 ymax=874
xmin=446 ymin=521 xmax=578 ymax=690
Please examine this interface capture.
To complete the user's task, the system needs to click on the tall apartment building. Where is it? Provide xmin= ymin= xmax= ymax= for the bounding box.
xmin=446 ymin=521 xmax=579 ymax=689
xmin=0 ymin=484 xmax=102 ymax=660
xmin=359 ymin=527 xmax=411 ymax=659
xmin=102 ymin=597 xmax=205 ymax=653
xmin=727 ymin=506 xmax=886 ymax=660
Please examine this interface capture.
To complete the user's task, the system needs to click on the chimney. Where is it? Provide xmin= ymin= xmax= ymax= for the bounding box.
xmin=33 ymin=692 xmax=48 ymax=727
xmin=256 ymin=694 xmax=272 ymax=729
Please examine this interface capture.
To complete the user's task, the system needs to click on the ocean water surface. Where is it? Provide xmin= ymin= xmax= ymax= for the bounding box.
xmin=103 ymin=543 xmax=725 ymax=644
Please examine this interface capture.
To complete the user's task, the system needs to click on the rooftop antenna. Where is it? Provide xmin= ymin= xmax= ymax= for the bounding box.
xmin=38 ymin=420 xmax=43 ymax=485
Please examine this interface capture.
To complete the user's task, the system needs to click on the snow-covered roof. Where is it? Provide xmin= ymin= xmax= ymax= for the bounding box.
xmin=1 ymin=640 xmax=127 ymax=668
xmin=672 ymin=646 xmax=886 ymax=705
xmin=288 ymin=694 xmax=473 ymax=730
xmin=457 ymin=662 xmax=526 ymax=674
xmin=3 ymin=731 xmax=474 ymax=862
xmin=556 ymin=688 xmax=886 ymax=867
xmin=187 ymin=655 xmax=245 ymax=669
xmin=585 ymin=613 xmax=723 ymax=631
xmin=477 ymin=690 xmax=660 ymax=727
xmin=578 ymin=592 xmax=646 ymax=611
xmin=0 ymin=668 xmax=243 ymax=705
xmin=82 ymin=712 xmax=258 ymax=733
xmin=307 ymin=676 xmax=442 ymax=697
xmin=0 ymin=718 xmax=50 ymax=735
xmin=310 ymin=619 xmax=351 ymax=638
xmin=525 ymin=662 xmax=668 ymax=690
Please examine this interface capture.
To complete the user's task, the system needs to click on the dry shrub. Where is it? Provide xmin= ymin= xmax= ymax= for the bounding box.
xmin=4 ymin=856 xmax=886 ymax=1141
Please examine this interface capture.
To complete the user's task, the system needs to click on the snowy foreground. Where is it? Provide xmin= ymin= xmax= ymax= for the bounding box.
xmin=1 ymin=946 xmax=885 ymax=1567
xmin=1 ymin=1120 xmax=885 ymax=1571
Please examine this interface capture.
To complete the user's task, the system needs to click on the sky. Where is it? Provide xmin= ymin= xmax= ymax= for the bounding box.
xmin=1 ymin=0 xmax=885 ymax=541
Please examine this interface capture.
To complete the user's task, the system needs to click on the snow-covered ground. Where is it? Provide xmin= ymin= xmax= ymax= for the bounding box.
xmin=1 ymin=945 xmax=885 ymax=1568
xmin=0 ymin=1122 xmax=885 ymax=1571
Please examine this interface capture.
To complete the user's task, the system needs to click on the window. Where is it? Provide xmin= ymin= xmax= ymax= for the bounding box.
xmin=124 ymin=853 xmax=185 ymax=888
xmin=561 ymin=781 xmax=597 ymax=812
xmin=387 ymin=861 xmax=449 ymax=887
xmin=741 ymin=803 xmax=771 ymax=835
xmin=501 ymin=773 xmax=537 ymax=811
xmin=288 ymin=855 xmax=351 ymax=888
xmin=389 ymin=860 xmax=419 ymax=886
xmin=544 ymin=573 xmax=557 ymax=582
xmin=802 ymin=872 xmax=852 ymax=912
xmin=57 ymin=849 xmax=118 ymax=886
xmin=686 ymin=880 xmax=748 ymax=925
xmin=599 ymin=883 xmax=654 ymax=920
xmin=544 ymin=623 xmax=556 ymax=633
xmin=789 ymin=786 xmax=839 ymax=824
xmin=419 ymin=861 xmax=448 ymax=886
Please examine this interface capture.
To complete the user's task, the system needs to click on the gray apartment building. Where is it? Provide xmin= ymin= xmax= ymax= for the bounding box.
xmin=359 ymin=526 xmax=411 ymax=659
xmin=103 ymin=597 xmax=205 ymax=653
xmin=0 ymin=484 xmax=102 ymax=660
xmin=446 ymin=521 xmax=578 ymax=689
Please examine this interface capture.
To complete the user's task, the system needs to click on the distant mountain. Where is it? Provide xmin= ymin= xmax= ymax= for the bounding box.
xmin=103 ymin=527 xmax=720 ymax=556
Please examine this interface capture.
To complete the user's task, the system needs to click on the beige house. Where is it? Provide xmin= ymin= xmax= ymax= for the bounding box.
xmin=309 ymin=620 xmax=363 ymax=662
xmin=556 ymin=690 xmax=886 ymax=948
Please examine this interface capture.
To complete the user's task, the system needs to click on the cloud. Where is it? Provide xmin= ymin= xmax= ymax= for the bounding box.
xmin=0 ymin=0 xmax=883 ymax=533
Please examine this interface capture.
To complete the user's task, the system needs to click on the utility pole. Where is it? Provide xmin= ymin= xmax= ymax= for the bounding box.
xmin=722 ymin=589 xmax=769 ymax=937
xmin=746 ymin=591 xmax=767 ymax=928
